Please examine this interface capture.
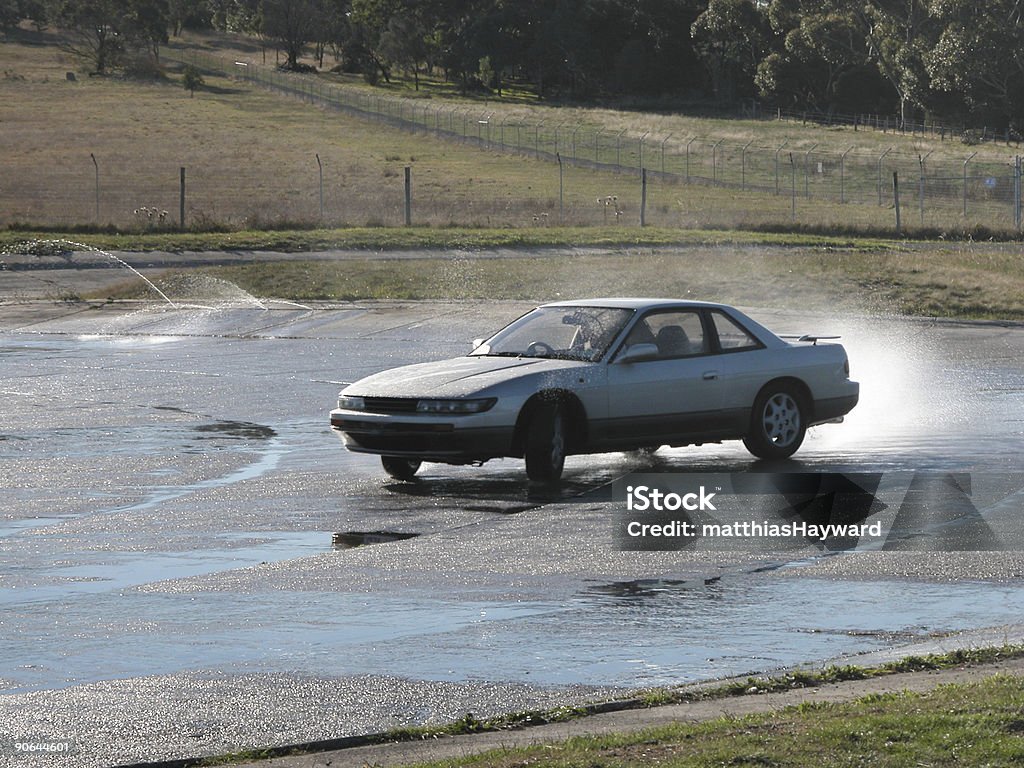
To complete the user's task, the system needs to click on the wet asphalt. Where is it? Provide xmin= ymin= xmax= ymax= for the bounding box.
xmin=0 ymin=292 xmax=1023 ymax=767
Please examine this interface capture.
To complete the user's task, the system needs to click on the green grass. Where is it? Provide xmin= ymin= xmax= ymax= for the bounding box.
xmin=428 ymin=676 xmax=1024 ymax=768
xmin=0 ymin=225 xmax=895 ymax=254
xmin=181 ymin=647 xmax=1024 ymax=767
xmin=87 ymin=239 xmax=1024 ymax=321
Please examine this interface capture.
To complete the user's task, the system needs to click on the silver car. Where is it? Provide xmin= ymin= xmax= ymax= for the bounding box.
xmin=330 ymin=299 xmax=860 ymax=482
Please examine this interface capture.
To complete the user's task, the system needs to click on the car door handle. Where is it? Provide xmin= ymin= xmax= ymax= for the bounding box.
xmin=703 ymin=370 xmax=719 ymax=380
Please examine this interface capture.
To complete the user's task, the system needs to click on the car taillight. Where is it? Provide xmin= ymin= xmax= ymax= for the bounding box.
xmin=844 ymin=358 xmax=850 ymax=377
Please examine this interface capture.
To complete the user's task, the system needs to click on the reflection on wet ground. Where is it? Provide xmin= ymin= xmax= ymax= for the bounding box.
xmin=0 ymin=301 xmax=1022 ymax=764
xmin=5 ymin=576 xmax=1024 ymax=694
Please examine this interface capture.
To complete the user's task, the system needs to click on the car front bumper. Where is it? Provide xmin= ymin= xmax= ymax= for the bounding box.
xmin=330 ymin=410 xmax=516 ymax=462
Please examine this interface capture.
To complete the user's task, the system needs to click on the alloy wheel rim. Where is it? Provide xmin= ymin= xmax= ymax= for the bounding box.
xmin=762 ymin=393 xmax=800 ymax=447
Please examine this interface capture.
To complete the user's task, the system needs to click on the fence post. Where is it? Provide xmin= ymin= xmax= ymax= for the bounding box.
xmin=179 ymin=166 xmax=186 ymax=229
xmin=640 ymin=168 xmax=647 ymax=227
xmin=404 ymin=166 xmax=412 ymax=226
xmin=557 ymin=153 xmax=564 ymax=225
xmin=918 ymin=154 xmax=925 ymax=228
xmin=741 ymin=140 xmax=753 ymax=189
xmin=316 ymin=153 xmax=323 ymax=221
xmin=893 ymin=171 xmax=901 ymax=235
xmin=774 ymin=141 xmax=788 ymax=194
xmin=962 ymin=152 xmax=976 ymax=217
xmin=661 ymin=134 xmax=672 ymax=174
xmin=712 ymin=139 xmax=724 ymax=184
xmin=639 ymin=132 xmax=649 ymax=174
xmin=840 ymin=146 xmax=853 ymax=203
xmin=686 ymin=137 xmax=697 ymax=182
xmin=90 ymin=153 xmax=99 ymax=223
xmin=877 ymin=147 xmax=893 ymax=206
xmin=789 ymin=153 xmax=796 ymax=221
xmin=1011 ymin=154 xmax=1019 ymax=230
xmin=804 ymin=143 xmax=817 ymax=198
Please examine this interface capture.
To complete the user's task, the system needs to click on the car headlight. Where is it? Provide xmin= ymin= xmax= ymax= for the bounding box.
xmin=416 ymin=398 xmax=497 ymax=414
xmin=338 ymin=395 xmax=366 ymax=411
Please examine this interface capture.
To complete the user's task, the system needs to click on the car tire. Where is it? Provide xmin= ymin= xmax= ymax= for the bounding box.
xmin=381 ymin=456 xmax=422 ymax=481
xmin=743 ymin=385 xmax=807 ymax=460
xmin=525 ymin=401 xmax=567 ymax=483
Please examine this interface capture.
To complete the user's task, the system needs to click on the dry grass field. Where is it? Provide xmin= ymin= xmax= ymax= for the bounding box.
xmin=1 ymin=28 xmax=1020 ymax=233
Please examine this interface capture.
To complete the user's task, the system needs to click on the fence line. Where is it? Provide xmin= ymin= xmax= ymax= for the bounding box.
xmin=168 ymin=49 xmax=1024 ymax=233
xmin=2 ymin=49 xmax=1022 ymax=232
xmin=769 ymin=107 xmax=1023 ymax=147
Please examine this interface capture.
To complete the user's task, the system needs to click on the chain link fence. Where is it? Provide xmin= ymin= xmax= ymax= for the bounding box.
xmin=3 ymin=48 xmax=1023 ymax=234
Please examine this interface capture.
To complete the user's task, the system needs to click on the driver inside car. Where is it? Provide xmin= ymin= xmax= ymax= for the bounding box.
xmin=569 ymin=316 xmax=618 ymax=360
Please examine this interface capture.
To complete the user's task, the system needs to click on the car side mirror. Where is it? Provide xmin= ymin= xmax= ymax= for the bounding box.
xmin=617 ymin=343 xmax=658 ymax=364
xmin=471 ymin=338 xmax=488 ymax=353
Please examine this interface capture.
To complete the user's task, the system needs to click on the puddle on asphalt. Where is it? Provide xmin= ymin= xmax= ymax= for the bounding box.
xmin=6 ymin=575 xmax=1024 ymax=694
xmin=0 ymin=531 xmax=330 ymax=606
xmin=192 ymin=421 xmax=278 ymax=440
xmin=586 ymin=578 xmax=692 ymax=598
xmin=332 ymin=531 xmax=420 ymax=549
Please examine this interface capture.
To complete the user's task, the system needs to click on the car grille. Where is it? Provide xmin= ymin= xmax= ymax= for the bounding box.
xmin=362 ymin=397 xmax=420 ymax=414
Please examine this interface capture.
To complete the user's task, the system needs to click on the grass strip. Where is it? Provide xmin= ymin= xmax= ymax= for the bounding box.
xmin=125 ymin=645 xmax=1024 ymax=767
xmin=407 ymin=674 xmax=1024 ymax=768
xmin=0 ymin=226 xmax=897 ymax=254
xmin=82 ymin=243 xmax=1024 ymax=322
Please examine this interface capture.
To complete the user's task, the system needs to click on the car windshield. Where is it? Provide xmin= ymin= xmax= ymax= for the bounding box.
xmin=471 ymin=306 xmax=634 ymax=362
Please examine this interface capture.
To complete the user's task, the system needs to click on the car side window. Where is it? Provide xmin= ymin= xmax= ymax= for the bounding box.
xmin=623 ymin=310 xmax=707 ymax=359
xmin=711 ymin=311 xmax=762 ymax=351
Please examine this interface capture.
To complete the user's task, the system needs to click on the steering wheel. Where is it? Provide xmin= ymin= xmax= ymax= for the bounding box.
xmin=525 ymin=340 xmax=555 ymax=357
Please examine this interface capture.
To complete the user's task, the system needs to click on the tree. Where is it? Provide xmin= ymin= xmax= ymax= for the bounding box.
xmin=123 ymin=0 xmax=170 ymax=64
xmin=526 ymin=0 xmax=594 ymax=97
xmin=378 ymin=12 xmax=428 ymax=88
xmin=692 ymin=0 xmax=769 ymax=102
xmin=262 ymin=0 xmax=317 ymax=68
xmin=167 ymin=0 xmax=212 ymax=36
xmin=607 ymin=0 xmax=706 ymax=96
xmin=182 ymin=62 xmax=203 ymax=94
xmin=926 ymin=0 xmax=1024 ymax=128
xmin=858 ymin=1 xmax=935 ymax=126
xmin=46 ymin=0 xmax=170 ymax=73
xmin=757 ymin=0 xmax=936 ymax=122
xmin=0 ymin=0 xmax=21 ymax=33
xmin=208 ymin=0 xmax=261 ymax=33
xmin=48 ymin=0 xmax=126 ymax=74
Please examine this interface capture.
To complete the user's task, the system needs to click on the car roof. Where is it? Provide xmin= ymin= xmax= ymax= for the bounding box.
xmin=540 ymin=298 xmax=734 ymax=311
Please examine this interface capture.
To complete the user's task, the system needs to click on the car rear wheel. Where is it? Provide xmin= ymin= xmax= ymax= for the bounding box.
xmin=525 ymin=402 xmax=567 ymax=483
xmin=381 ymin=456 xmax=422 ymax=481
xmin=743 ymin=386 xmax=806 ymax=460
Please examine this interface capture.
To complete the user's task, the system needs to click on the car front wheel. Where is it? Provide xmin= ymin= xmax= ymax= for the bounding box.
xmin=743 ymin=386 xmax=806 ymax=460
xmin=525 ymin=402 xmax=567 ymax=483
xmin=381 ymin=456 xmax=422 ymax=481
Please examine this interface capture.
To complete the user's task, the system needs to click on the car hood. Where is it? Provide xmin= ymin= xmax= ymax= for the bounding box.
xmin=344 ymin=355 xmax=589 ymax=397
